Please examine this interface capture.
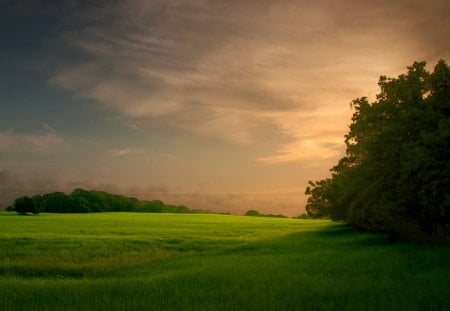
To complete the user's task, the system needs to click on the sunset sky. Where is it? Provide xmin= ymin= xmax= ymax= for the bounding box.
xmin=1 ymin=0 xmax=449 ymax=216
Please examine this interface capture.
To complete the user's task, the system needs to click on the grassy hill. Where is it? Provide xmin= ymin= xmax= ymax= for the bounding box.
xmin=1 ymin=212 xmax=449 ymax=310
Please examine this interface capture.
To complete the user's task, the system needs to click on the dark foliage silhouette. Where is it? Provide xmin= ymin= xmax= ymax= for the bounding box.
xmin=305 ymin=60 xmax=450 ymax=240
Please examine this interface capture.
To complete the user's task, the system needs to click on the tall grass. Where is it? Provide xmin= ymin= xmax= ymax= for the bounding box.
xmin=1 ymin=213 xmax=449 ymax=310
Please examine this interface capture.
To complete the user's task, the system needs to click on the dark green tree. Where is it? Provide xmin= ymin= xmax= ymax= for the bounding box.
xmin=69 ymin=196 xmax=91 ymax=213
xmin=13 ymin=196 xmax=39 ymax=215
xmin=9 ymin=188 xmax=191 ymax=215
xmin=138 ymin=200 xmax=164 ymax=213
xmin=42 ymin=192 xmax=70 ymax=213
xmin=305 ymin=60 xmax=450 ymax=239
xmin=305 ymin=179 xmax=334 ymax=219
xmin=245 ymin=210 xmax=262 ymax=216
xmin=31 ymin=195 xmax=45 ymax=212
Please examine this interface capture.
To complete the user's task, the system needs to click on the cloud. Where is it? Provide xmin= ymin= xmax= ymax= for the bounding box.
xmin=257 ymin=138 xmax=343 ymax=164
xmin=256 ymin=108 xmax=350 ymax=164
xmin=48 ymin=0 xmax=450 ymax=161
xmin=108 ymin=148 xmax=145 ymax=157
xmin=0 ymin=124 xmax=70 ymax=155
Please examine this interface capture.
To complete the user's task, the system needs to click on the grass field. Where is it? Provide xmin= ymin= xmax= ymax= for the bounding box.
xmin=1 ymin=212 xmax=449 ymax=310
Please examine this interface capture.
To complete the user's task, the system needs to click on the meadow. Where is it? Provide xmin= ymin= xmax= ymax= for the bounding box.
xmin=1 ymin=212 xmax=449 ymax=310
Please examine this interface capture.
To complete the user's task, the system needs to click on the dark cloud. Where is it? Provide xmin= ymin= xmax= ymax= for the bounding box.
xmin=335 ymin=0 xmax=450 ymax=59
xmin=0 ymin=0 xmax=79 ymax=17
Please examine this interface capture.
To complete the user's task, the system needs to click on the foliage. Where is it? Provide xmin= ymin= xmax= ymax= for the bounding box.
xmin=12 ymin=196 xmax=39 ymax=215
xmin=244 ymin=209 xmax=288 ymax=218
xmin=245 ymin=209 xmax=262 ymax=216
xmin=305 ymin=60 xmax=450 ymax=240
xmin=1 ymin=213 xmax=449 ymax=310
xmin=10 ymin=188 xmax=191 ymax=214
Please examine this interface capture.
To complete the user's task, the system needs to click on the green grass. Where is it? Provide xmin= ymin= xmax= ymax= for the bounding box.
xmin=0 ymin=213 xmax=449 ymax=310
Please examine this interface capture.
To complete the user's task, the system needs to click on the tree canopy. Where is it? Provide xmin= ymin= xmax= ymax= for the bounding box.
xmin=9 ymin=189 xmax=190 ymax=215
xmin=11 ymin=196 xmax=40 ymax=215
xmin=305 ymin=60 xmax=450 ymax=240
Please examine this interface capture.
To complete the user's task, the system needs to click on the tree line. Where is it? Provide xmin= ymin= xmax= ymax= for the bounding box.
xmin=7 ymin=188 xmax=193 ymax=214
xmin=244 ymin=209 xmax=288 ymax=218
xmin=305 ymin=60 xmax=450 ymax=241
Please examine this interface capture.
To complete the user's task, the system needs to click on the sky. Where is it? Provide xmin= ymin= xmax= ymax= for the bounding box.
xmin=1 ymin=0 xmax=449 ymax=216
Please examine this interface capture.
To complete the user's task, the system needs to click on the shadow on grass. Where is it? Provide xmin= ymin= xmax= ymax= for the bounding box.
xmin=306 ymin=223 xmax=357 ymax=237
xmin=304 ymin=224 xmax=392 ymax=246
xmin=0 ymin=266 xmax=84 ymax=279
xmin=218 ymin=222 xmax=393 ymax=259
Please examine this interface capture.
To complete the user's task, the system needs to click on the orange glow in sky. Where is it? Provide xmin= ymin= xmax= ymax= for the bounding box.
xmin=1 ymin=0 xmax=449 ymax=216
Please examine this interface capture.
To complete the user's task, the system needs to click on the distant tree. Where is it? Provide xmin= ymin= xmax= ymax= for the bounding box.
xmin=244 ymin=210 xmax=288 ymax=218
xmin=138 ymin=200 xmax=164 ymax=213
xmin=9 ymin=188 xmax=192 ymax=215
xmin=42 ymin=192 xmax=70 ymax=213
xmin=245 ymin=210 xmax=262 ymax=216
xmin=191 ymin=209 xmax=214 ymax=214
xmin=163 ymin=205 xmax=190 ymax=213
xmin=69 ymin=196 xmax=91 ymax=213
xmin=13 ymin=196 xmax=39 ymax=215
xmin=31 ymin=195 xmax=45 ymax=212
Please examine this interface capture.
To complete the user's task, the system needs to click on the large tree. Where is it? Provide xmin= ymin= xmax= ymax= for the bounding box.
xmin=305 ymin=60 xmax=450 ymax=239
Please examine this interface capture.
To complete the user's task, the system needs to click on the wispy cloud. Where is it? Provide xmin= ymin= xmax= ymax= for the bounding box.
xmin=108 ymin=148 xmax=145 ymax=157
xmin=0 ymin=124 xmax=70 ymax=155
xmin=49 ymin=0 xmax=450 ymax=162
